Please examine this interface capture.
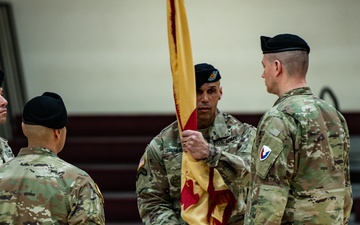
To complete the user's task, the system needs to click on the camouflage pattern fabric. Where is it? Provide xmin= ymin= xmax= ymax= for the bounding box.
xmin=0 ymin=137 xmax=14 ymax=166
xmin=0 ymin=147 xmax=105 ymax=224
xmin=245 ymin=87 xmax=352 ymax=225
xmin=136 ymin=111 xmax=256 ymax=225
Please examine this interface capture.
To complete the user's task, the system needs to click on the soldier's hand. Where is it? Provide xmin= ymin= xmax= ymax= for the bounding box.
xmin=181 ymin=130 xmax=209 ymax=160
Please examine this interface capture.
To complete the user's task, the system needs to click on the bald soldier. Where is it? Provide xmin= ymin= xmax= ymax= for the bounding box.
xmin=0 ymin=92 xmax=105 ymax=224
xmin=245 ymin=34 xmax=352 ymax=224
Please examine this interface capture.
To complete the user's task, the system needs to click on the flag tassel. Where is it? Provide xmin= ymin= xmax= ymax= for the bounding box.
xmin=207 ymin=168 xmax=236 ymax=225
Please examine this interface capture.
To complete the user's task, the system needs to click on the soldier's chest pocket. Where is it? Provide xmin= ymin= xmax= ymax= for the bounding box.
xmin=163 ymin=152 xmax=182 ymax=189
xmin=255 ymin=131 xmax=284 ymax=179
xmin=163 ymin=151 xmax=182 ymax=173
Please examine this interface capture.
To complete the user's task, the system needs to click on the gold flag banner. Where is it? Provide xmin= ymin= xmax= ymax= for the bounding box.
xmin=166 ymin=0 xmax=235 ymax=224
xmin=167 ymin=0 xmax=197 ymax=131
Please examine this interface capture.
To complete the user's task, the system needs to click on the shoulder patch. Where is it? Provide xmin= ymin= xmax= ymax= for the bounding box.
xmin=260 ymin=145 xmax=271 ymax=161
xmin=94 ymin=183 xmax=104 ymax=204
xmin=137 ymin=154 xmax=145 ymax=171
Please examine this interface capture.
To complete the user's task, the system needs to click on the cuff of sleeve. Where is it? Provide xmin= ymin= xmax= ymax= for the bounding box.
xmin=205 ymin=143 xmax=222 ymax=167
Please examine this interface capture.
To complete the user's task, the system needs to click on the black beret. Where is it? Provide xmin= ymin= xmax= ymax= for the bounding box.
xmin=0 ymin=69 xmax=4 ymax=87
xmin=23 ymin=92 xmax=68 ymax=129
xmin=194 ymin=63 xmax=221 ymax=89
xmin=260 ymin=33 xmax=310 ymax=54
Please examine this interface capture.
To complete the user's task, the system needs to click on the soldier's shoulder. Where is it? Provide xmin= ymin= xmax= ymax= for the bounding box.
xmin=56 ymin=159 xmax=92 ymax=180
xmin=152 ymin=120 xmax=179 ymax=143
xmin=223 ymin=112 xmax=256 ymax=131
xmin=158 ymin=120 xmax=178 ymax=134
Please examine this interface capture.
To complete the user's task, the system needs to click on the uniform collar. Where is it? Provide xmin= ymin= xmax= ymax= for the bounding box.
xmin=209 ymin=109 xmax=231 ymax=140
xmin=18 ymin=147 xmax=57 ymax=157
xmin=176 ymin=109 xmax=230 ymax=143
xmin=274 ymin=87 xmax=312 ymax=106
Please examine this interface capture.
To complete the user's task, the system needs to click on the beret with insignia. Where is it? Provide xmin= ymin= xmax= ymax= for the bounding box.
xmin=23 ymin=92 xmax=68 ymax=129
xmin=195 ymin=63 xmax=221 ymax=89
xmin=260 ymin=33 xmax=310 ymax=54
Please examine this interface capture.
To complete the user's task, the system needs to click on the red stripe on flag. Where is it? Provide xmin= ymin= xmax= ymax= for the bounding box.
xmin=184 ymin=109 xmax=197 ymax=131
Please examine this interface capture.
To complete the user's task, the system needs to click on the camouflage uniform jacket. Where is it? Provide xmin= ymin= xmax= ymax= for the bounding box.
xmin=0 ymin=137 xmax=14 ymax=166
xmin=245 ymin=87 xmax=352 ymax=225
xmin=136 ymin=110 xmax=256 ymax=225
xmin=0 ymin=147 xmax=105 ymax=225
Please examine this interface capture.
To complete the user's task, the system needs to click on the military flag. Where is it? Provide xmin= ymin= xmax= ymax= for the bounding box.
xmin=166 ymin=1 xmax=235 ymax=224
xmin=166 ymin=0 xmax=197 ymax=131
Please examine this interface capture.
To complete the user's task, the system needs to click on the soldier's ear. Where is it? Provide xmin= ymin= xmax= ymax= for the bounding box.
xmin=274 ymin=60 xmax=282 ymax=76
xmin=54 ymin=129 xmax=61 ymax=139
xmin=21 ymin=122 xmax=25 ymax=135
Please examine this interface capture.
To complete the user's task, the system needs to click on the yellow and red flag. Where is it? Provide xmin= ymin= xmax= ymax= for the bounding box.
xmin=166 ymin=0 xmax=197 ymax=131
xmin=166 ymin=0 xmax=235 ymax=224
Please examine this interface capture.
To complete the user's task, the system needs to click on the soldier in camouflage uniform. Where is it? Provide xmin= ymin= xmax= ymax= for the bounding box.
xmin=0 ymin=69 xmax=14 ymax=166
xmin=245 ymin=34 xmax=352 ymax=224
xmin=0 ymin=92 xmax=105 ymax=224
xmin=136 ymin=63 xmax=256 ymax=225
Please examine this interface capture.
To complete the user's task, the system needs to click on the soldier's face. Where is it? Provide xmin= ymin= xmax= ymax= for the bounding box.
xmin=0 ymin=88 xmax=8 ymax=125
xmin=261 ymin=55 xmax=276 ymax=95
xmin=196 ymin=81 xmax=222 ymax=129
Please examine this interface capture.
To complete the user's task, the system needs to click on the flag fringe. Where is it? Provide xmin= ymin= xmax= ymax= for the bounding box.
xmin=207 ymin=168 xmax=236 ymax=225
